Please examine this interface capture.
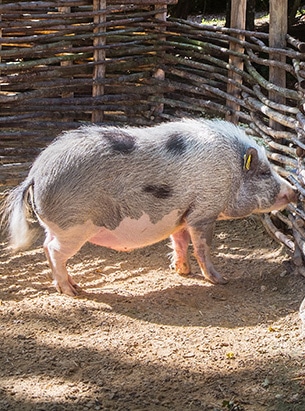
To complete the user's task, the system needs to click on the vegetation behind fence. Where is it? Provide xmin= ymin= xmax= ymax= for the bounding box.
xmin=1 ymin=0 xmax=305 ymax=272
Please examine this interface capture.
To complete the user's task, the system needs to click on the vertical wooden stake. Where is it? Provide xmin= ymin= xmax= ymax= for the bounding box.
xmin=92 ymin=0 xmax=106 ymax=123
xmin=226 ymin=0 xmax=247 ymax=124
xmin=0 ymin=0 xmax=2 ymax=94
xmin=59 ymin=6 xmax=74 ymax=99
xmin=269 ymin=0 xmax=287 ymax=130
xmin=151 ymin=4 xmax=167 ymax=117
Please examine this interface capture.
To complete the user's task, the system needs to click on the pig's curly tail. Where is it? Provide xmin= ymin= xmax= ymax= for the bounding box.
xmin=0 ymin=180 xmax=40 ymax=251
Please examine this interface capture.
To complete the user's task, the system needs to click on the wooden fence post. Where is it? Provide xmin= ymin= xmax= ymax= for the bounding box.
xmin=152 ymin=4 xmax=167 ymax=116
xmin=59 ymin=6 xmax=74 ymax=100
xmin=226 ymin=0 xmax=247 ymax=124
xmin=92 ymin=0 xmax=106 ymax=123
xmin=269 ymin=0 xmax=288 ymax=130
xmin=0 ymin=0 xmax=2 ymax=92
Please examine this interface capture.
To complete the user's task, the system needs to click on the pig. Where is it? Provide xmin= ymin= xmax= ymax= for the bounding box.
xmin=1 ymin=119 xmax=296 ymax=296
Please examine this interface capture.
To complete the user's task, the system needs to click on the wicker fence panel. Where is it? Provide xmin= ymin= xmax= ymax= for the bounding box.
xmin=157 ymin=19 xmax=305 ymax=271
xmin=0 ymin=1 xmax=172 ymax=188
xmin=1 ymin=2 xmax=305 ymax=271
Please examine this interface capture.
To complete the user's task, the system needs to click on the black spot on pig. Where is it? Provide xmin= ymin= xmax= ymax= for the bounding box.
xmin=165 ymin=134 xmax=187 ymax=155
xmin=143 ymin=184 xmax=173 ymax=199
xmin=104 ymin=130 xmax=136 ymax=154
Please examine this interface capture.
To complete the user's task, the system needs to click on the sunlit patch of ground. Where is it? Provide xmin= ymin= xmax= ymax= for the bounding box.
xmin=0 ymin=218 xmax=305 ymax=411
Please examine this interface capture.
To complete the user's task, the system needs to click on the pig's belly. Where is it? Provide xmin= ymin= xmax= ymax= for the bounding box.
xmin=89 ymin=210 xmax=182 ymax=251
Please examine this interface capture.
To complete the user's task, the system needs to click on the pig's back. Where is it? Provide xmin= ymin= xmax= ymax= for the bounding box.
xmin=30 ymin=120 xmax=242 ymax=229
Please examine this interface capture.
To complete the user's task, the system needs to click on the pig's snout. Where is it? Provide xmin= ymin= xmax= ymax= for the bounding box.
xmin=274 ymin=181 xmax=297 ymax=209
xmin=284 ymin=186 xmax=297 ymax=203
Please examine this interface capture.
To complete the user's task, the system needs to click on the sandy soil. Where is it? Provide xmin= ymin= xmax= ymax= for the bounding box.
xmin=0 ymin=217 xmax=305 ymax=411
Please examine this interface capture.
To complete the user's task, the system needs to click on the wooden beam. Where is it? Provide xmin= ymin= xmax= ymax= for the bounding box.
xmin=269 ymin=0 xmax=288 ymax=130
xmin=59 ymin=6 xmax=74 ymax=100
xmin=152 ymin=4 xmax=168 ymax=117
xmin=0 ymin=0 xmax=1 ymax=49
xmin=92 ymin=0 xmax=106 ymax=123
xmin=226 ymin=0 xmax=247 ymax=124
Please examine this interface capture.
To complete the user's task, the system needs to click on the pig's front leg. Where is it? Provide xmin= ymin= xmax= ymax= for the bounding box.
xmin=188 ymin=221 xmax=227 ymax=285
xmin=170 ymin=229 xmax=191 ymax=275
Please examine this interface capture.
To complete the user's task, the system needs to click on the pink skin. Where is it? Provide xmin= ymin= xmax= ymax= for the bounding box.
xmin=170 ymin=225 xmax=227 ymax=284
xmin=43 ymin=231 xmax=83 ymax=296
xmin=42 ymin=215 xmax=227 ymax=296
xmin=187 ymin=224 xmax=228 ymax=285
xmin=42 ymin=211 xmax=182 ymax=296
xmin=42 ymin=212 xmax=228 ymax=296
xmin=268 ymin=183 xmax=297 ymax=211
xmin=41 ymin=183 xmax=295 ymax=296
xmin=170 ymin=229 xmax=191 ymax=275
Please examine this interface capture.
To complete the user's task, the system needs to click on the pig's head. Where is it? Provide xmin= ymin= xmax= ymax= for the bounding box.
xmin=221 ymin=144 xmax=297 ymax=219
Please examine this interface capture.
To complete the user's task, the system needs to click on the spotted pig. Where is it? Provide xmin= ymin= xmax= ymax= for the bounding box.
xmin=2 ymin=119 xmax=296 ymax=295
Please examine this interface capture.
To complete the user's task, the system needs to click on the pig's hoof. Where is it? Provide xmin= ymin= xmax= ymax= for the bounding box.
xmin=54 ymin=280 xmax=81 ymax=297
xmin=215 ymin=276 xmax=228 ymax=285
xmin=178 ymin=270 xmax=191 ymax=276
xmin=204 ymin=272 xmax=228 ymax=285
xmin=170 ymin=261 xmax=191 ymax=276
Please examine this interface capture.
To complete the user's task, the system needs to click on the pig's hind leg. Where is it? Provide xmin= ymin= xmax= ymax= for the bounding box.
xmin=188 ymin=221 xmax=228 ymax=285
xmin=170 ymin=229 xmax=191 ymax=275
xmin=43 ymin=227 xmax=89 ymax=296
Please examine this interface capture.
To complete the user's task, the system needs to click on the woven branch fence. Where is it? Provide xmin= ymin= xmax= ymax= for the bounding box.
xmin=1 ymin=0 xmax=305 ymax=273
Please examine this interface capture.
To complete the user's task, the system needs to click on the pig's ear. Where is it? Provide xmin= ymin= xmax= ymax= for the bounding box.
xmin=243 ymin=147 xmax=258 ymax=172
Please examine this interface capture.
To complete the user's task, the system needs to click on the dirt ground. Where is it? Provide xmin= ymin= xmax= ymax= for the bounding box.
xmin=0 ymin=217 xmax=305 ymax=411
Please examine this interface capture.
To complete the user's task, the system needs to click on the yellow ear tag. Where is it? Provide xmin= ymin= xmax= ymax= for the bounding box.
xmin=244 ymin=153 xmax=252 ymax=170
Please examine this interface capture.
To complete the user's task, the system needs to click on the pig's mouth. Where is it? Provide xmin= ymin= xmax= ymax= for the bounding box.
xmin=253 ymin=189 xmax=297 ymax=214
